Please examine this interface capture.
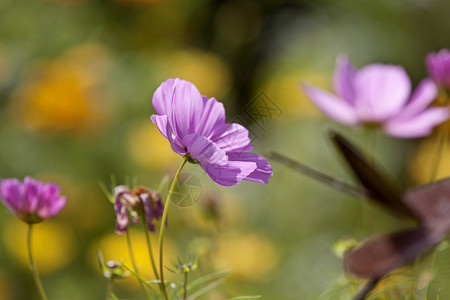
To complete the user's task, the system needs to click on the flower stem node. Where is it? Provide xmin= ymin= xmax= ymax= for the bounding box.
xmin=184 ymin=153 xmax=198 ymax=164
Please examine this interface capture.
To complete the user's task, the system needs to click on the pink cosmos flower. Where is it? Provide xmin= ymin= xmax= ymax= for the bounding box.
xmin=151 ymin=78 xmax=273 ymax=186
xmin=426 ymin=49 xmax=450 ymax=90
xmin=0 ymin=177 xmax=66 ymax=224
xmin=302 ymin=55 xmax=449 ymax=138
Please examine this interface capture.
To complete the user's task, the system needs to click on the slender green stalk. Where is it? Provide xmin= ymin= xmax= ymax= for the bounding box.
xmin=27 ymin=224 xmax=48 ymax=300
xmin=105 ymin=278 xmax=114 ymax=300
xmin=158 ymin=158 xmax=188 ymax=300
xmin=142 ymin=218 xmax=160 ymax=280
xmin=183 ymin=272 xmax=188 ymax=300
xmin=363 ymin=128 xmax=377 ymax=233
xmin=126 ymin=230 xmax=150 ymax=300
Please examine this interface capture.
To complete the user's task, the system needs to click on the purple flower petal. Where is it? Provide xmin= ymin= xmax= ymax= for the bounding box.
xmin=114 ymin=199 xmax=129 ymax=234
xmin=354 ymin=64 xmax=411 ymax=121
xmin=384 ymin=107 xmax=449 ymax=138
xmin=202 ymin=160 xmax=257 ymax=186
xmin=0 ymin=177 xmax=66 ymax=223
xmin=47 ymin=196 xmax=66 ymax=218
xmin=399 ymin=79 xmax=438 ymax=117
xmin=183 ymin=134 xmax=228 ymax=165
xmin=333 ymin=55 xmax=356 ymax=103
xmin=170 ymin=79 xmax=204 ymax=139
xmin=426 ymin=49 xmax=450 ymax=89
xmin=0 ymin=178 xmax=21 ymax=215
xmin=301 ymin=82 xmax=358 ymax=125
xmin=228 ymin=152 xmax=273 ymax=184
xmin=37 ymin=183 xmax=63 ymax=219
xmin=22 ymin=177 xmax=41 ymax=215
xmin=150 ymin=115 xmax=169 ymax=139
xmin=152 ymin=78 xmax=177 ymax=116
xmin=210 ymin=123 xmax=253 ymax=153
xmin=165 ymin=120 xmax=188 ymax=155
xmin=151 ymin=78 xmax=273 ymax=185
xmin=196 ymin=96 xmax=226 ymax=138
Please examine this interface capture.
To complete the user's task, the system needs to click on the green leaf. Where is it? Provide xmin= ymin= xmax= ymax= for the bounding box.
xmin=189 ymin=278 xmax=225 ymax=299
xmin=187 ymin=270 xmax=230 ymax=291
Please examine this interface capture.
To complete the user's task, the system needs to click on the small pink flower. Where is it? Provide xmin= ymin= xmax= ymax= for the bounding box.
xmin=302 ymin=55 xmax=449 ymax=138
xmin=0 ymin=177 xmax=66 ymax=224
xmin=114 ymin=185 xmax=164 ymax=234
xmin=426 ymin=49 xmax=450 ymax=90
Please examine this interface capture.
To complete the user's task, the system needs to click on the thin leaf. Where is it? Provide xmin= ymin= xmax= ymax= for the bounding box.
xmin=228 ymin=296 xmax=262 ymax=300
xmin=189 ymin=278 xmax=225 ymax=299
xmin=330 ymin=131 xmax=416 ymax=220
xmin=270 ymin=151 xmax=368 ymax=198
xmin=187 ymin=270 xmax=230 ymax=291
xmin=121 ymin=263 xmax=158 ymax=292
xmin=99 ymin=182 xmax=115 ymax=204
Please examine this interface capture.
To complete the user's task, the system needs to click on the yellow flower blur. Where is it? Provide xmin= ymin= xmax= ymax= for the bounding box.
xmin=263 ymin=70 xmax=328 ymax=120
xmin=158 ymin=50 xmax=231 ymax=100
xmin=91 ymin=231 xmax=177 ymax=287
xmin=214 ymin=232 xmax=279 ymax=281
xmin=410 ymin=135 xmax=450 ymax=184
xmin=13 ymin=44 xmax=111 ymax=134
xmin=127 ymin=122 xmax=179 ymax=170
xmin=2 ymin=221 xmax=77 ymax=274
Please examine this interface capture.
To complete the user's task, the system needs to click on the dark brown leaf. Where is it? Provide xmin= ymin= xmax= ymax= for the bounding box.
xmin=344 ymin=226 xmax=437 ymax=278
xmin=330 ymin=131 xmax=417 ymax=220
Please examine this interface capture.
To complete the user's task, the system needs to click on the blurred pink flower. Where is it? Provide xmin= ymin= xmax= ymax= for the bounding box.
xmin=114 ymin=185 xmax=164 ymax=234
xmin=0 ymin=177 xmax=66 ymax=224
xmin=302 ymin=55 xmax=449 ymax=138
xmin=151 ymin=78 xmax=272 ymax=186
xmin=426 ymin=49 xmax=450 ymax=90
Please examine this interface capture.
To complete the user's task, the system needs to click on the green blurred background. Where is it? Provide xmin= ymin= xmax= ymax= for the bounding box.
xmin=1 ymin=0 xmax=450 ymax=299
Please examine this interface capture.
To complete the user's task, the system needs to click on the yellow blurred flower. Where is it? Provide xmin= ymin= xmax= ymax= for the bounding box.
xmin=127 ymin=121 xmax=179 ymax=170
xmin=91 ymin=231 xmax=177 ymax=286
xmin=262 ymin=70 xmax=328 ymax=120
xmin=410 ymin=133 xmax=450 ymax=184
xmin=214 ymin=232 xmax=279 ymax=281
xmin=2 ymin=221 xmax=77 ymax=274
xmin=13 ymin=44 xmax=111 ymax=134
xmin=158 ymin=50 xmax=231 ymax=99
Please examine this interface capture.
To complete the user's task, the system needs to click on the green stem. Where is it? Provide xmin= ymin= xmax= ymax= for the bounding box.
xmin=142 ymin=218 xmax=160 ymax=280
xmin=126 ymin=230 xmax=150 ymax=300
xmin=105 ymin=278 xmax=114 ymax=300
xmin=183 ymin=272 xmax=188 ymax=300
xmin=158 ymin=158 xmax=188 ymax=300
xmin=27 ymin=224 xmax=48 ymax=300
xmin=363 ymin=128 xmax=376 ymax=233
